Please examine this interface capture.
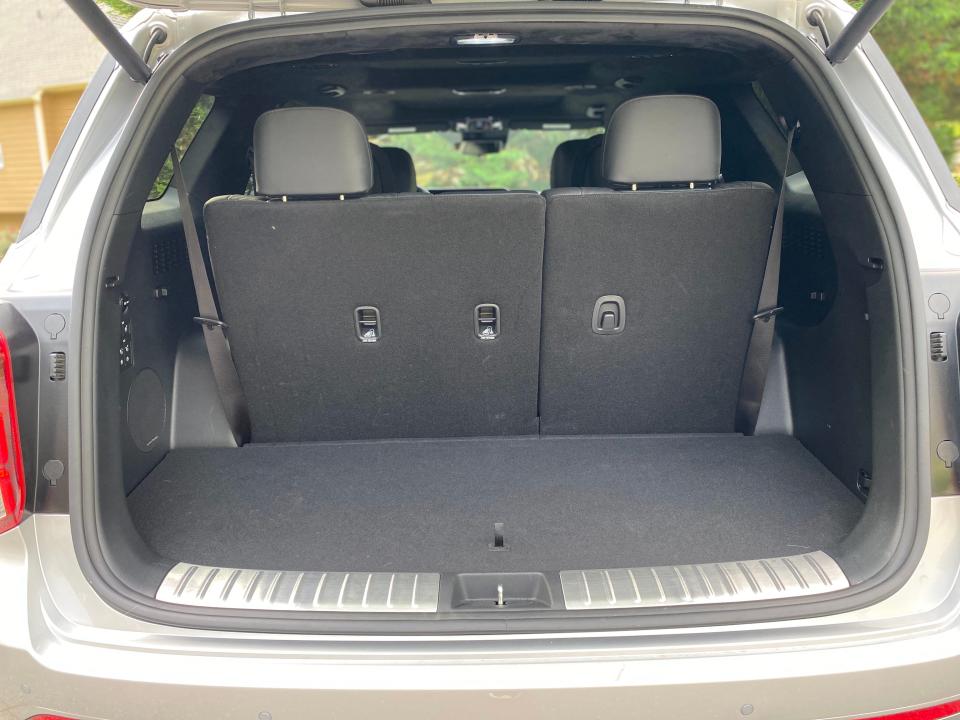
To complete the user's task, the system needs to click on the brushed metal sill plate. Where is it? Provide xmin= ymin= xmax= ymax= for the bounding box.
xmin=559 ymin=551 xmax=848 ymax=610
xmin=157 ymin=565 xmax=440 ymax=612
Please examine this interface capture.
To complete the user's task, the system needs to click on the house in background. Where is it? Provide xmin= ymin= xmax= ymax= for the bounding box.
xmin=0 ymin=0 xmax=120 ymax=238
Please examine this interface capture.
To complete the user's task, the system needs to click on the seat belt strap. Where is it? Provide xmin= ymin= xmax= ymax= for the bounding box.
xmin=171 ymin=152 xmax=251 ymax=445
xmin=735 ymin=121 xmax=799 ymax=435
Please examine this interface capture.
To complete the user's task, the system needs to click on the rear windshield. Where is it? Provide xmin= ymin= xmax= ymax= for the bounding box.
xmin=371 ymin=128 xmax=600 ymax=191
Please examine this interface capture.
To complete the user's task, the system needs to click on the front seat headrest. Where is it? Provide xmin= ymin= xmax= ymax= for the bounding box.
xmin=381 ymin=146 xmax=418 ymax=193
xmin=253 ymin=107 xmax=373 ymax=198
xmin=368 ymin=144 xmax=393 ymax=194
xmin=369 ymin=144 xmax=418 ymax=194
xmin=550 ymin=135 xmax=603 ymax=188
xmin=602 ymin=95 xmax=722 ymax=186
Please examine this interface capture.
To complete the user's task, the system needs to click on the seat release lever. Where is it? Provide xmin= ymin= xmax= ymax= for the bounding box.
xmin=475 ymin=303 xmax=500 ymax=339
xmin=355 ymin=306 xmax=381 ymax=342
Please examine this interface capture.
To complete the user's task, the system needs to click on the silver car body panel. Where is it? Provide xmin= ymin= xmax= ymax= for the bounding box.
xmin=0 ymin=504 xmax=956 ymax=718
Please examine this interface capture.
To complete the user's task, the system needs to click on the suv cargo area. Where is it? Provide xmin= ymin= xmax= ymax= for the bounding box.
xmin=82 ymin=13 xmax=912 ymax=628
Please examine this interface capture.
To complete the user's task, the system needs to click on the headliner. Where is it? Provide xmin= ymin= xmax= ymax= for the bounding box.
xmin=205 ymin=23 xmax=787 ymax=131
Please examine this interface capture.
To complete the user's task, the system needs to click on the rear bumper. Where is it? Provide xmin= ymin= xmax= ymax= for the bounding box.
xmin=3 ymin=653 xmax=959 ymax=720
xmin=2 ymin=507 xmax=960 ymax=720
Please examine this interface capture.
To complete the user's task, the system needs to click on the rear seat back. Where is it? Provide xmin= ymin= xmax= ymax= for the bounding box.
xmin=205 ymin=107 xmax=544 ymax=442
xmin=540 ymin=95 xmax=777 ymax=435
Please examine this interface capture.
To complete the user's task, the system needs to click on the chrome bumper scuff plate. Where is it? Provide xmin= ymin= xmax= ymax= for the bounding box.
xmin=156 ymin=565 xmax=440 ymax=612
xmin=559 ymin=551 xmax=848 ymax=610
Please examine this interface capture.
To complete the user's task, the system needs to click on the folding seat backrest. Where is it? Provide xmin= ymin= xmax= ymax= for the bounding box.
xmin=540 ymin=95 xmax=777 ymax=435
xmin=204 ymin=107 xmax=545 ymax=442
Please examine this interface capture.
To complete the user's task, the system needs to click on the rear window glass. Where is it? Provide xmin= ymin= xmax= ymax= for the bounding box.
xmin=147 ymin=95 xmax=215 ymax=201
xmin=371 ymin=128 xmax=601 ymax=191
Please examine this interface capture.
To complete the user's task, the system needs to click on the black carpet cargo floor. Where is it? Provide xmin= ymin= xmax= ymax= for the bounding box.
xmin=128 ymin=434 xmax=863 ymax=573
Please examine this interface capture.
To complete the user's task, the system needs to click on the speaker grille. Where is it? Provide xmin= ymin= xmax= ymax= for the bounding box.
xmin=152 ymin=235 xmax=186 ymax=276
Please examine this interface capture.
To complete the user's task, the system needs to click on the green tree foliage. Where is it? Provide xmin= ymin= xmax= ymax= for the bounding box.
xmin=97 ymin=0 xmax=139 ymax=19
xmin=852 ymin=0 xmax=960 ymax=165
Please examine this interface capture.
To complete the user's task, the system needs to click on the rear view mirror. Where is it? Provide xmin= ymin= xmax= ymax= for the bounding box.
xmin=455 ymin=116 xmax=507 ymax=155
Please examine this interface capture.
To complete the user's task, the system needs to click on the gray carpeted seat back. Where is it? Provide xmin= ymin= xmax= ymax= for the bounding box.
xmin=540 ymin=95 xmax=777 ymax=434
xmin=204 ymin=107 xmax=545 ymax=442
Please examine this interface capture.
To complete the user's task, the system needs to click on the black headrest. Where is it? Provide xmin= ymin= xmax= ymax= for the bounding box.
xmin=550 ymin=135 xmax=603 ymax=188
xmin=551 ymin=138 xmax=590 ymax=188
xmin=602 ymin=95 xmax=722 ymax=186
xmin=381 ymin=146 xmax=418 ymax=193
xmin=253 ymin=107 xmax=373 ymax=198
xmin=370 ymin=143 xmax=417 ymax=194
xmin=368 ymin=144 xmax=391 ymax=194
xmin=584 ymin=139 xmax=604 ymax=186
xmin=369 ymin=144 xmax=418 ymax=193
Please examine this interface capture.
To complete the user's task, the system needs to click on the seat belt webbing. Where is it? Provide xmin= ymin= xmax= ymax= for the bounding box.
xmin=735 ymin=121 xmax=799 ymax=435
xmin=171 ymin=152 xmax=251 ymax=445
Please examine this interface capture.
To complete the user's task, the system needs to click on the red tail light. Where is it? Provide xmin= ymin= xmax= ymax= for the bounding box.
xmin=861 ymin=700 xmax=960 ymax=720
xmin=0 ymin=331 xmax=25 ymax=534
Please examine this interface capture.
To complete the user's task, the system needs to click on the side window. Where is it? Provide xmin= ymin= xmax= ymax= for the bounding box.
xmin=147 ymin=95 xmax=215 ymax=201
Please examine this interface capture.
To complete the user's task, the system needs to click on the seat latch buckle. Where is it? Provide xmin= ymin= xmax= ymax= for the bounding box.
xmin=193 ymin=316 xmax=228 ymax=330
xmin=752 ymin=306 xmax=784 ymax=323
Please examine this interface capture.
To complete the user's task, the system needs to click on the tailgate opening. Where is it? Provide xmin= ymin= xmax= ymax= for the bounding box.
xmin=74 ymin=5 xmax=924 ymax=634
